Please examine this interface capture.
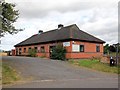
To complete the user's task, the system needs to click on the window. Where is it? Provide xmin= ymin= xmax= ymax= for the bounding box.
xmin=96 ymin=45 xmax=100 ymax=52
xmin=29 ymin=47 xmax=31 ymax=50
xmin=34 ymin=47 xmax=38 ymax=52
xmin=50 ymin=46 xmax=56 ymax=53
xmin=19 ymin=48 xmax=21 ymax=52
xmin=19 ymin=48 xmax=21 ymax=55
xmin=19 ymin=48 xmax=21 ymax=50
xmin=72 ymin=44 xmax=84 ymax=52
xmin=80 ymin=45 xmax=84 ymax=52
xmin=16 ymin=48 xmax=18 ymax=55
xmin=28 ymin=47 xmax=31 ymax=52
xmin=24 ymin=48 xmax=26 ymax=53
xmin=41 ymin=46 xmax=45 ymax=53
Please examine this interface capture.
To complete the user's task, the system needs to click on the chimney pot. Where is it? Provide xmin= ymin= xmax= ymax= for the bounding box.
xmin=38 ymin=30 xmax=43 ymax=34
xmin=58 ymin=24 xmax=64 ymax=29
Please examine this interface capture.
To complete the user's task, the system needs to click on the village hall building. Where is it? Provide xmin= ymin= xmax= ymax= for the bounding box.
xmin=14 ymin=24 xmax=105 ymax=59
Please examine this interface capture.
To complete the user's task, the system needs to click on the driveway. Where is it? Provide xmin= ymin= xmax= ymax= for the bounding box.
xmin=2 ymin=56 xmax=118 ymax=88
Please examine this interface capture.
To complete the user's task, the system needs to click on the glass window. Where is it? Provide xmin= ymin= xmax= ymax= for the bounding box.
xmin=29 ymin=47 xmax=31 ymax=50
xmin=41 ymin=46 xmax=45 ymax=53
xmin=24 ymin=48 xmax=26 ymax=53
xmin=80 ymin=45 xmax=84 ymax=52
xmin=19 ymin=48 xmax=21 ymax=55
xmin=28 ymin=47 xmax=31 ymax=52
xmin=96 ymin=45 xmax=100 ymax=52
xmin=19 ymin=48 xmax=22 ymax=52
xmin=34 ymin=47 xmax=38 ymax=52
xmin=19 ymin=48 xmax=21 ymax=51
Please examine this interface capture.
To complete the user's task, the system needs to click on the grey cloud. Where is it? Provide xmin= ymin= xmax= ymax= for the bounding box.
xmin=83 ymin=22 xmax=118 ymax=42
xmin=90 ymin=24 xmax=117 ymax=36
xmin=98 ymin=32 xmax=118 ymax=44
xmin=16 ymin=1 xmax=116 ymax=19
xmin=1 ymin=0 xmax=118 ymax=50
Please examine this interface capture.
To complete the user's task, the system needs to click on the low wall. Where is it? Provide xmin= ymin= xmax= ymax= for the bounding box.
xmin=101 ymin=55 xmax=110 ymax=63
xmin=101 ymin=55 xmax=117 ymax=64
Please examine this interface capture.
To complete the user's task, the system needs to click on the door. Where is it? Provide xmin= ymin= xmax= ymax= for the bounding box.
xmin=49 ymin=46 xmax=56 ymax=58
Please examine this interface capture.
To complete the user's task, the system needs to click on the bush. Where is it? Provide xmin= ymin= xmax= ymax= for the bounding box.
xmin=28 ymin=48 xmax=37 ymax=57
xmin=51 ymin=45 xmax=66 ymax=60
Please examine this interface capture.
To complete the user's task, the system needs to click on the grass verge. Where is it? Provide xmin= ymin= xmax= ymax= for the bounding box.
xmin=69 ymin=59 xmax=119 ymax=74
xmin=2 ymin=63 xmax=21 ymax=84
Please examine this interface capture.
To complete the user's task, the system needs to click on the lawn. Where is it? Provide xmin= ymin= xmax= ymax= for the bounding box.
xmin=2 ymin=63 xmax=21 ymax=84
xmin=69 ymin=59 xmax=119 ymax=74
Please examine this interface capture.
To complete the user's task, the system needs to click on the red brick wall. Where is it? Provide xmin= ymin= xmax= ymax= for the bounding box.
xmin=65 ymin=41 xmax=103 ymax=59
xmin=15 ymin=43 xmax=56 ymax=58
xmin=15 ymin=40 xmax=104 ymax=59
xmin=11 ymin=49 xmax=15 ymax=56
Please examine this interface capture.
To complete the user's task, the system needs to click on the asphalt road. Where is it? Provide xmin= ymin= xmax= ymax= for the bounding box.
xmin=2 ymin=56 xmax=118 ymax=88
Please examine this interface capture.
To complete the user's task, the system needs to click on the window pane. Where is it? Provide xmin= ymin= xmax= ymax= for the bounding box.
xmin=34 ymin=47 xmax=38 ymax=52
xmin=24 ymin=48 xmax=26 ymax=53
xmin=34 ymin=47 xmax=37 ymax=49
xmin=19 ymin=48 xmax=21 ymax=55
xmin=96 ymin=46 xmax=100 ymax=52
xmin=19 ymin=48 xmax=21 ymax=50
xmin=41 ymin=46 xmax=45 ymax=53
xmin=80 ymin=45 xmax=84 ymax=52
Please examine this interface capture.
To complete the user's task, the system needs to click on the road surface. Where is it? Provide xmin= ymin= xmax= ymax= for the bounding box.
xmin=2 ymin=56 xmax=118 ymax=88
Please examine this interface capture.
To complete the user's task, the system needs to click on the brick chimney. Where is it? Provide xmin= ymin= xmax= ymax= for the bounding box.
xmin=38 ymin=30 xmax=43 ymax=34
xmin=58 ymin=24 xmax=64 ymax=29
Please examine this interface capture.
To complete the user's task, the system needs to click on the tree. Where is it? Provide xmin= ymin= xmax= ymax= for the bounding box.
xmin=51 ymin=45 xmax=66 ymax=60
xmin=28 ymin=48 xmax=37 ymax=57
xmin=104 ymin=44 xmax=110 ymax=54
xmin=0 ymin=0 xmax=22 ymax=36
xmin=109 ymin=45 xmax=116 ymax=52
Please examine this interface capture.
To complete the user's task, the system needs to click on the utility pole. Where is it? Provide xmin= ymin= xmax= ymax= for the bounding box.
xmin=113 ymin=43 xmax=119 ymax=66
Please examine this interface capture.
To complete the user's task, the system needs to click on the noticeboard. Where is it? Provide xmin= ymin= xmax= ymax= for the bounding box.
xmin=72 ymin=44 xmax=79 ymax=52
xmin=63 ymin=42 xmax=70 ymax=46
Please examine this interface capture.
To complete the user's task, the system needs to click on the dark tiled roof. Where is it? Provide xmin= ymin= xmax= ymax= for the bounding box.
xmin=15 ymin=24 xmax=105 ymax=47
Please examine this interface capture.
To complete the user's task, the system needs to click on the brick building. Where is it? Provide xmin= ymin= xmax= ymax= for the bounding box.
xmin=14 ymin=24 xmax=105 ymax=59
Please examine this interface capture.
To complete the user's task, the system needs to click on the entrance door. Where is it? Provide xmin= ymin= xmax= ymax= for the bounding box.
xmin=49 ymin=46 xmax=56 ymax=58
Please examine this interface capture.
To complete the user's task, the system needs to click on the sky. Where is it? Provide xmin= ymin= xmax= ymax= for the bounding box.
xmin=1 ymin=0 xmax=119 ymax=51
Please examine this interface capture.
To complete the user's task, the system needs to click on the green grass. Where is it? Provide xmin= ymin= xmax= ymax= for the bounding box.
xmin=2 ymin=63 xmax=21 ymax=84
xmin=69 ymin=59 xmax=119 ymax=74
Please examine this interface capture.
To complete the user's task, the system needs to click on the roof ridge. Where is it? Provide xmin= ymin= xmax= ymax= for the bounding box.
xmin=38 ymin=24 xmax=76 ymax=35
xmin=39 ymin=29 xmax=57 ymax=35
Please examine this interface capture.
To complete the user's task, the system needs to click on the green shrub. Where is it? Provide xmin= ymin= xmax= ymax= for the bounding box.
xmin=51 ymin=45 xmax=66 ymax=60
xmin=28 ymin=48 xmax=37 ymax=57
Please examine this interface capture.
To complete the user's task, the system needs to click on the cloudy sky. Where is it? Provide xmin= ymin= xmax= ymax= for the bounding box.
xmin=1 ymin=0 xmax=119 ymax=50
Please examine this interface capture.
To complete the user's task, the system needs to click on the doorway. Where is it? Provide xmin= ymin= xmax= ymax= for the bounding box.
xmin=49 ymin=46 xmax=56 ymax=58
